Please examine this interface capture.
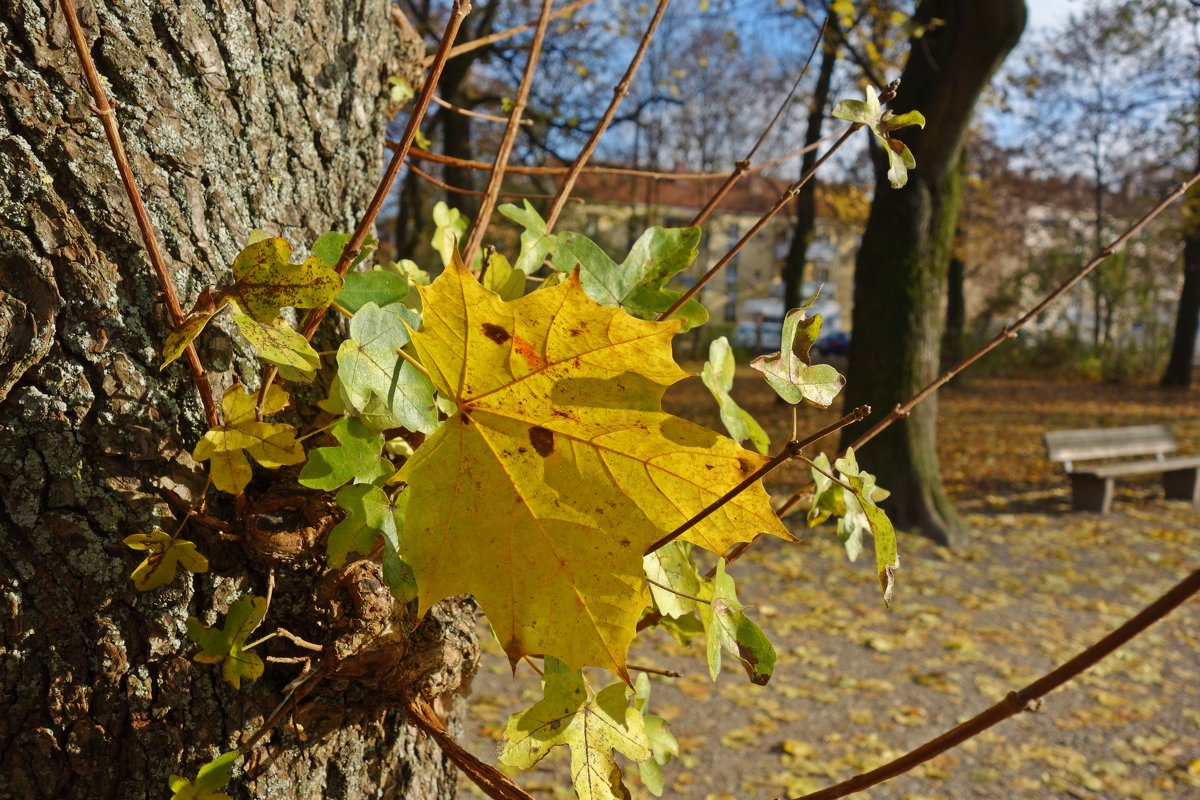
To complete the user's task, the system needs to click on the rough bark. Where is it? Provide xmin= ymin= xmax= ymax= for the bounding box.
xmin=941 ymin=255 xmax=965 ymax=371
xmin=1161 ymin=138 xmax=1200 ymax=387
xmin=0 ymin=2 xmax=476 ymax=798
xmin=782 ymin=24 xmax=838 ymax=313
xmin=842 ymin=0 xmax=1026 ymax=545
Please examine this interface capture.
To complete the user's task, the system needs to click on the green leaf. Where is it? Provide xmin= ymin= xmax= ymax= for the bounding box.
xmin=231 ymin=311 xmax=321 ymax=383
xmin=832 ymin=85 xmax=926 ymax=189
xmin=124 ymin=529 xmax=208 ymax=591
xmin=499 ymin=658 xmax=651 ymax=800
xmin=230 ymin=237 xmax=342 ymax=321
xmin=700 ymin=559 xmax=776 ymax=685
xmin=337 ymin=270 xmax=409 ymax=314
xmin=168 ymin=750 xmax=238 ymax=800
xmin=700 ymin=336 xmax=769 ymax=454
xmin=653 ymin=612 xmax=705 ymax=645
xmin=750 ymin=307 xmax=845 ymax=407
xmin=481 ymin=251 xmax=526 ymax=301
xmin=834 ymin=448 xmax=899 ymax=605
xmin=642 ymin=541 xmax=702 ymax=619
xmin=499 ymin=200 xmax=558 ymax=274
xmin=185 ymin=596 xmax=267 ymax=689
xmin=298 ymin=417 xmax=391 ymax=491
xmin=336 ymin=302 xmax=438 ymax=434
xmin=806 ymin=452 xmax=847 ymax=529
xmin=552 ymin=226 xmax=708 ymax=330
xmin=328 ymin=484 xmax=406 ymax=567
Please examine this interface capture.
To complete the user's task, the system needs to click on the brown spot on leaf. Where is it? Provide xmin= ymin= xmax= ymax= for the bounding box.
xmin=481 ymin=323 xmax=511 ymax=344
xmin=529 ymin=426 xmax=554 ymax=457
xmin=738 ymin=457 xmax=756 ymax=475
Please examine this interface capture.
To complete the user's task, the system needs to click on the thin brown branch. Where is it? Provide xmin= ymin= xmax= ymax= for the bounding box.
xmin=463 ymin=0 xmax=555 ymax=265
xmin=628 ymin=662 xmax=682 ymax=678
xmin=404 ymin=140 xmax=823 ymax=180
xmin=775 ymin=173 xmax=1200 ymax=518
xmin=258 ymin=0 xmax=471 ymax=409
xmin=424 ymin=0 xmax=598 ymax=66
xmin=404 ymin=692 xmax=536 ymax=800
xmin=689 ymin=17 xmax=828 ymax=227
xmin=432 ymin=93 xmax=532 ymax=125
xmin=644 ymin=405 xmax=871 ymax=557
xmin=659 ymin=123 xmax=861 ymax=321
xmin=790 ymin=565 xmax=1200 ymax=800
xmin=408 ymin=163 xmax=559 ymax=200
xmin=238 ymin=666 xmax=327 ymax=757
xmin=543 ymin=0 xmax=672 ymax=232
xmin=58 ymin=0 xmax=219 ymax=428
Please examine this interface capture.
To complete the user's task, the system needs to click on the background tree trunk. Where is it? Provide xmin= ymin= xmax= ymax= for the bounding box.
xmin=1161 ymin=138 xmax=1200 ymax=387
xmin=782 ymin=22 xmax=838 ymax=313
xmin=841 ymin=0 xmax=1026 ymax=545
xmin=0 ymin=1 xmax=476 ymax=798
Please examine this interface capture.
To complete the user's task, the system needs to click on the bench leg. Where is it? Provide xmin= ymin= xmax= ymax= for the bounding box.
xmin=1070 ymin=474 xmax=1114 ymax=512
xmin=1163 ymin=467 xmax=1200 ymax=505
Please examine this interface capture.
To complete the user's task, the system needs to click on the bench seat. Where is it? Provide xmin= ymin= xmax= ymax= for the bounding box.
xmin=1045 ymin=424 xmax=1200 ymax=512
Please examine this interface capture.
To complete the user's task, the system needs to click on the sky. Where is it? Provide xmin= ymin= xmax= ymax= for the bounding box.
xmin=1028 ymin=0 xmax=1077 ymax=31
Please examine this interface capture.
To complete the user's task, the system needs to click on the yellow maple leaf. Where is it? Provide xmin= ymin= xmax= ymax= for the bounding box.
xmin=193 ymin=384 xmax=304 ymax=494
xmin=399 ymin=261 xmax=789 ymax=678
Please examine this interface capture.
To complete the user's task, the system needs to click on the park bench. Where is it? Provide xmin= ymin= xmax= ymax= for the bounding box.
xmin=1044 ymin=424 xmax=1200 ymax=513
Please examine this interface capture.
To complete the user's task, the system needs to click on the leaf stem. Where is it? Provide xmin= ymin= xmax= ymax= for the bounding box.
xmin=627 ymin=662 xmax=682 ymax=679
xmin=57 ymin=0 xmax=219 ymax=428
xmin=645 ymin=577 xmax=711 ymax=605
xmin=396 ymin=347 xmax=432 ymax=379
xmin=789 ymin=566 xmax=1200 ymax=800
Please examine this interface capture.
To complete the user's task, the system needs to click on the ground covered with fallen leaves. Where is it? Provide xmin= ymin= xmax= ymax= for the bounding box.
xmin=457 ymin=374 xmax=1200 ymax=800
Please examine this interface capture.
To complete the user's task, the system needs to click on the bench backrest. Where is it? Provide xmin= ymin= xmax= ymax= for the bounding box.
xmin=1044 ymin=424 xmax=1177 ymax=468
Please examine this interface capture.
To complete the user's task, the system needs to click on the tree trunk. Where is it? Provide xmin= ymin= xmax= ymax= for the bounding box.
xmin=841 ymin=0 xmax=1026 ymax=545
xmin=782 ymin=23 xmax=838 ymax=313
xmin=1161 ymin=139 xmax=1200 ymax=387
xmin=0 ymin=2 xmax=476 ymax=798
xmin=941 ymin=255 xmax=965 ymax=371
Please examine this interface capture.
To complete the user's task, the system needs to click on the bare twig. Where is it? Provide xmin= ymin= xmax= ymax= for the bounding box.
xmin=658 ymin=123 xmax=860 ymax=321
xmin=408 ymin=163 xmax=559 ymax=200
xmin=689 ymin=17 xmax=828 ymax=227
xmin=463 ymin=0 xmax=555 ymax=266
xmin=628 ymin=662 xmax=682 ymax=678
xmin=58 ymin=0 xmax=219 ymax=428
xmin=404 ymin=693 xmax=536 ymax=800
xmin=432 ymin=94 xmax=532 ymax=125
xmin=238 ymin=666 xmax=327 ymax=757
xmin=423 ymin=0 xmax=598 ymax=67
xmin=543 ymin=0 xmax=672 ymax=232
xmin=257 ymin=0 xmax=471 ymax=410
xmin=775 ymin=173 xmax=1200 ymax=517
xmin=644 ymin=406 xmax=871 ymax=557
xmin=405 ymin=140 xmax=823 ymax=181
xmin=789 ymin=565 xmax=1200 ymax=800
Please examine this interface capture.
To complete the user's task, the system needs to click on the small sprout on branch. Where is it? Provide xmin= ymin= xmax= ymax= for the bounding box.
xmin=168 ymin=750 xmax=238 ymax=800
xmin=832 ymin=84 xmax=926 ymax=188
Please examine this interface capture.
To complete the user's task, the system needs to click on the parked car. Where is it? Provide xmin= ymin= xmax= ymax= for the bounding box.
xmin=733 ymin=317 xmax=783 ymax=354
xmin=813 ymin=331 xmax=850 ymax=357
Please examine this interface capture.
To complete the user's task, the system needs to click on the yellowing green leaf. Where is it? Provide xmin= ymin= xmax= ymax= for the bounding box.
xmin=193 ymin=385 xmax=305 ymax=494
xmin=835 ymin=448 xmax=899 ymax=605
xmin=185 ymin=596 xmax=267 ymax=689
xmin=231 ymin=311 xmax=320 ymax=383
xmin=230 ymin=237 xmax=342 ymax=321
xmin=431 ymin=201 xmax=468 ymax=268
xmin=832 ymin=85 xmax=926 ymax=189
xmin=632 ymin=674 xmax=678 ymax=797
xmin=643 ymin=541 xmax=702 ymax=619
xmin=481 ymin=251 xmax=526 ymax=301
xmin=700 ymin=559 xmax=776 ymax=685
xmin=299 ymin=417 xmax=391 ymax=491
xmin=398 ymin=261 xmax=788 ymax=676
xmin=751 ymin=307 xmax=845 ymax=407
xmin=499 ymin=658 xmax=650 ymax=800
xmin=162 ymin=287 xmax=228 ymax=368
xmin=168 ymin=750 xmax=238 ymax=800
xmin=499 ymin=200 xmax=558 ymax=274
xmin=701 ymin=336 xmax=769 ymax=454
xmin=336 ymin=302 xmax=437 ymax=434
xmin=327 ymin=483 xmax=405 ymax=567
xmin=124 ymin=529 xmax=208 ymax=591
xmin=337 ymin=270 xmax=409 ymax=313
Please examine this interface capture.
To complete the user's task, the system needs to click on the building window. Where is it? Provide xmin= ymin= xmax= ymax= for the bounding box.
xmin=726 ymin=261 xmax=738 ymax=287
xmin=814 ymin=267 xmax=831 ymax=284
